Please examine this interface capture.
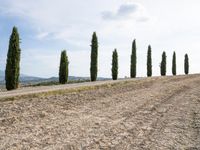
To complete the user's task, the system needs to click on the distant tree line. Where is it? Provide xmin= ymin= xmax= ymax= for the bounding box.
xmin=3 ymin=27 xmax=190 ymax=90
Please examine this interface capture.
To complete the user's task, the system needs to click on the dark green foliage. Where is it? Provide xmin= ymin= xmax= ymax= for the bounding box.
xmin=172 ymin=51 xmax=176 ymax=75
xmin=5 ymin=27 xmax=21 ymax=90
xmin=160 ymin=51 xmax=167 ymax=76
xmin=59 ymin=50 xmax=69 ymax=84
xmin=130 ymin=39 xmax=136 ymax=78
xmin=147 ymin=45 xmax=152 ymax=77
xmin=184 ymin=54 xmax=189 ymax=75
xmin=90 ymin=32 xmax=98 ymax=81
xmin=112 ymin=49 xmax=118 ymax=80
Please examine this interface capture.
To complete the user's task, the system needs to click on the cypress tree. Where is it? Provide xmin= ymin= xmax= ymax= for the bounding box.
xmin=5 ymin=26 xmax=21 ymax=90
xmin=59 ymin=50 xmax=69 ymax=84
xmin=184 ymin=54 xmax=189 ymax=75
xmin=160 ymin=51 xmax=167 ymax=76
xmin=90 ymin=32 xmax=98 ymax=81
xmin=130 ymin=39 xmax=136 ymax=78
xmin=147 ymin=45 xmax=152 ymax=77
xmin=172 ymin=51 xmax=176 ymax=75
xmin=112 ymin=49 xmax=118 ymax=80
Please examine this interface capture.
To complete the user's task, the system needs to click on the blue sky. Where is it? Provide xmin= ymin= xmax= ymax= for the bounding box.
xmin=0 ymin=0 xmax=199 ymax=78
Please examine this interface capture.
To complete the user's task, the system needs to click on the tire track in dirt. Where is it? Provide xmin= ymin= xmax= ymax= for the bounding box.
xmin=92 ymin=76 xmax=200 ymax=149
xmin=83 ymin=76 xmax=200 ymax=149
xmin=137 ymin=86 xmax=193 ymax=149
xmin=190 ymin=85 xmax=200 ymax=149
xmin=130 ymin=78 xmax=200 ymax=149
xmin=108 ymin=84 xmax=190 ymax=149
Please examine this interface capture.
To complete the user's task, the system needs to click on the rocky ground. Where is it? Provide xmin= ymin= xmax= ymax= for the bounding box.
xmin=0 ymin=75 xmax=200 ymax=149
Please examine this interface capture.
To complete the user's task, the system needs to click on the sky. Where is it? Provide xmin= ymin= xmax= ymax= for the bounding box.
xmin=0 ymin=0 xmax=199 ymax=78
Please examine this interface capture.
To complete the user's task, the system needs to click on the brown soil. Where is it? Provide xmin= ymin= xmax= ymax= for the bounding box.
xmin=0 ymin=75 xmax=200 ymax=149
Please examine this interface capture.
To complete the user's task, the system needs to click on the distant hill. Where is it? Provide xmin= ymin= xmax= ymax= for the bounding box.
xmin=0 ymin=70 xmax=4 ymax=80
xmin=0 ymin=70 xmax=45 ymax=85
xmin=0 ymin=70 xmax=109 ymax=85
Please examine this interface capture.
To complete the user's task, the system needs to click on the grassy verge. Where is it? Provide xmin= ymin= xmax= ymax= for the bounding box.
xmin=0 ymin=78 xmax=150 ymax=102
xmin=23 ymin=79 xmax=91 ymax=87
xmin=3 ymin=74 xmax=197 ymax=102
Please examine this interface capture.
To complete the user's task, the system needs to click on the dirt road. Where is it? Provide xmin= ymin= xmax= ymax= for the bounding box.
xmin=0 ymin=79 xmax=141 ymax=99
xmin=0 ymin=75 xmax=200 ymax=149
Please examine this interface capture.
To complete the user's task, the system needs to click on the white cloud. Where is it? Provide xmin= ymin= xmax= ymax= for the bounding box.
xmin=36 ymin=32 xmax=50 ymax=40
xmin=102 ymin=3 xmax=138 ymax=20
xmin=102 ymin=2 xmax=149 ymax=22
xmin=21 ymin=48 xmax=60 ymax=77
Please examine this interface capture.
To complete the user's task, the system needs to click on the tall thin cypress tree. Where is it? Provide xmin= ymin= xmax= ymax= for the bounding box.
xmin=172 ymin=51 xmax=176 ymax=75
xmin=130 ymin=39 xmax=136 ymax=78
xmin=160 ymin=51 xmax=167 ymax=76
xmin=5 ymin=26 xmax=21 ymax=90
xmin=112 ymin=49 xmax=118 ymax=80
xmin=184 ymin=54 xmax=189 ymax=75
xmin=90 ymin=32 xmax=98 ymax=81
xmin=147 ymin=45 xmax=152 ymax=77
xmin=59 ymin=50 xmax=69 ymax=84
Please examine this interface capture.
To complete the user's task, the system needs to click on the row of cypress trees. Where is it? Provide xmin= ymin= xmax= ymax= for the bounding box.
xmin=4 ymin=28 xmax=190 ymax=90
xmin=57 ymin=36 xmax=190 ymax=84
xmin=159 ymin=51 xmax=189 ymax=76
xmin=132 ymin=42 xmax=189 ymax=78
xmin=90 ymin=34 xmax=189 ymax=81
xmin=129 ymin=41 xmax=189 ymax=79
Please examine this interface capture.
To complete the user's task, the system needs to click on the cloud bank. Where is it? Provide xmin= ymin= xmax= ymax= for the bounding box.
xmin=0 ymin=0 xmax=199 ymax=78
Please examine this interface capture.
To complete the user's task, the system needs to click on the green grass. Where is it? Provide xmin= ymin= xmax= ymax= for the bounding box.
xmin=24 ymin=79 xmax=91 ymax=87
